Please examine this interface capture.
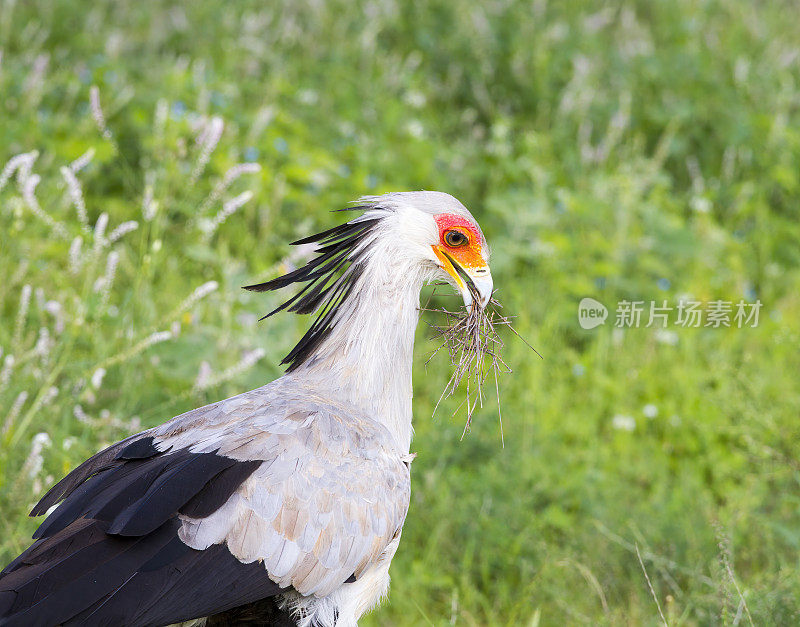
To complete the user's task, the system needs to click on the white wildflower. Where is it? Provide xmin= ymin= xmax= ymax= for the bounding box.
xmin=2 ymin=391 xmax=28 ymax=435
xmin=69 ymin=236 xmax=84 ymax=274
xmin=93 ymin=212 xmax=109 ymax=252
xmin=583 ymin=8 xmax=614 ymax=33
xmin=69 ymin=148 xmax=95 ymax=173
xmin=236 ymin=348 xmax=266 ymax=371
xmin=35 ymin=327 xmax=52 ymax=364
xmin=97 ymin=250 xmax=119 ymax=307
xmin=403 ymin=90 xmax=426 ymax=108
xmin=191 ymin=115 xmax=224 ymax=182
xmin=13 ymin=284 xmax=32 ymax=349
xmin=175 ymin=281 xmax=218 ymax=316
xmin=21 ymin=172 xmax=41 ymax=205
xmin=42 ymin=386 xmax=58 ymax=405
xmin=15 ymin=150 xmax=38 ymax=185
xmin=142 ymin=174 xmax=157 ymax=221
xmin=201 ymin=191 xmax=253 ymax=239
xmin=108 ymin=220 xmax=139 ymax=243
xmin=0 ymin=150 xmax=38 ymax=192
xmin=406 ymin=119 xmax=424 ymax=138
xmin=23 ymin=432 xmax=51 ymax=479
xmin=654 ymin=329 xmax=679 ymax=346
xmin=94 ymin=326 xmax=174 ymax=372
xmin=0 ymin=354 xmax=15 ymax=387
xmin=73 ymin=405 xmax=91 ymax=424
xmin=89 ymin=85 xmax=113 ymax=139
xmin=612 ymin=414 xmax=636 ymax=432
xmin=194 ymin=348 xmax=265 ymax=391
xmin=91 ymin=367 xmax=107 ymax=389
xmin=21 ymin=172 xmax=66 ymax=236
xmin=60 ymin=166 xmax=90 ymax=231
xmin=44 ymin=300 xmax=65 ymax=333
xmin=309 ymin=169 xmax=330 ymax=190
xmin=282 ymin=242 xmax=318 ymax=271
xmin=199 ymin=162 xmax=261 ymax=213
xmin=63 ymin=436 xmax=77 ymax=451
xmin=297 ymin=89 xmax=319 ymax=105
xmin=23 ymin=54 xmax=49 ymax=100
xmin=643 ymin=404 xmax=658 ymax=419
xmin=690 ymin=196 xmax=711 ymax=213
xmin=194 ymin=360 xmax=213 ymax=391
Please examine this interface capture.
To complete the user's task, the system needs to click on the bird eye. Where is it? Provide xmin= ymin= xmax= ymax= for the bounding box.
xmin=444 ymin=230 xmax=468 ymax=247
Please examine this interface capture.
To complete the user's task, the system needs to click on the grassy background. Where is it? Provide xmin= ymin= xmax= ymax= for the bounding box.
xmin=2 ymin=0 xmax=800 ymax=624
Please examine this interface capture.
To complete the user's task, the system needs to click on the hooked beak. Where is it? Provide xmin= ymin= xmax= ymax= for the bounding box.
xmin=434 ymin=248 xmax=493 ymax=311
xmin=460 ymin=269 xmax=493 ymax=310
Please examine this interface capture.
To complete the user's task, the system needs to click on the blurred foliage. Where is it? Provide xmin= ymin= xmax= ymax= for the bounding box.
xmin=1 ymin=0 xmax=800 ymax=624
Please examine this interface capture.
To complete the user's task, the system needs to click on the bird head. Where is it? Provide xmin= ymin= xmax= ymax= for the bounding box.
xmin=362 ymin=191 xmax=493 ymax=311
xmin=428 ymin=210 xmax=493 ymax=311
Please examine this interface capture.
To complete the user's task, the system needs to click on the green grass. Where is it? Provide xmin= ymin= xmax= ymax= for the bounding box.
xmin=2 ymin=0 xmax=800 ymax=624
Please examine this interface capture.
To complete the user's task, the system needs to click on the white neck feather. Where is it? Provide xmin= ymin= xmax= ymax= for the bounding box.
xmin=289 ymin=236 xmax=432 ymax=453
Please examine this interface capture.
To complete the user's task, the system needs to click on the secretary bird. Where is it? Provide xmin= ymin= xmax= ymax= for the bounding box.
xmin=0 ymin=191 xmax=493 ymax=627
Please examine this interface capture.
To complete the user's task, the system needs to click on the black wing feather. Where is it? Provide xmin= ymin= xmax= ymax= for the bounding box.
xmin=179 ymin=459 xmax=262 ymax=519
xmin=29 ymin=434 xmax=144 ymax=517
xmin=32 ymin=451 xmax=183 ymax=539
xmin=0 ymin=437 xmax=279 ymax=626
xmin=107 ymin=452 xmax=236 ymax=536
xmin=1 ymin=519 xmax=287 ymax=627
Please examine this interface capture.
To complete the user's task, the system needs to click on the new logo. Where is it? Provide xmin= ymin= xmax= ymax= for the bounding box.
xmin=578 ymin=297 xmax=608 ymax=329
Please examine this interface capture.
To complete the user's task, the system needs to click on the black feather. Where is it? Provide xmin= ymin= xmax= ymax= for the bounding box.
xmin=0 ymin=519 xmax=173 ymax=625
xmin=31 ymin=451 xmax=193 ymax=539
xmin=0 ymin=519 xmax=287 ymax=627
xmin=243 ymin=214 xmax=382 ymax=372
xmin=289 ymin=218 xmax=371 ymax=245
xmin=2 ymin=444 xmax=279 ymax=626
xmin=1 ymin=518 xmax=99 ymax=577
xmin=29 ymin=446 xmax=259 ymax=544
xmin=333 ymin=204 xmax=371 ymax=213
xmin=117 ymin=436 xmax=162 ymax=460
xmin=206 ymin=596 xmax=298 ymax=626
xmin=107 ymin=452 xmax=236 ymax=536
xmin=180 ymin=459 xmax=262 ymax=519
xmin=29 ymin=435 xmax=145 ymax=517
xmin=279 ymin=263 xmax=363 ymax=370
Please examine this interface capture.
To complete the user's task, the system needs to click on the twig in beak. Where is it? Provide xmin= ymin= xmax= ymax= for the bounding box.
xmin=421 ymin=286 xmax=540 ymax=444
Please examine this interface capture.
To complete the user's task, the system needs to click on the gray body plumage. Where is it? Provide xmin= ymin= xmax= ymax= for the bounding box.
xmin=153 ymin=375 xmax=411 ymax=600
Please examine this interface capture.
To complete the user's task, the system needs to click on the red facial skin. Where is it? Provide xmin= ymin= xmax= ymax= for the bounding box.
xmin=433 ymin=214 xmax=484 ymax=249
xmin=431 ymin=214 xmax=487 ymax=281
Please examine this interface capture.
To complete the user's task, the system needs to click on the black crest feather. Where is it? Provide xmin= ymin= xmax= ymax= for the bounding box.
xmin=244 ymin=214 xmax=381 ymax=371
